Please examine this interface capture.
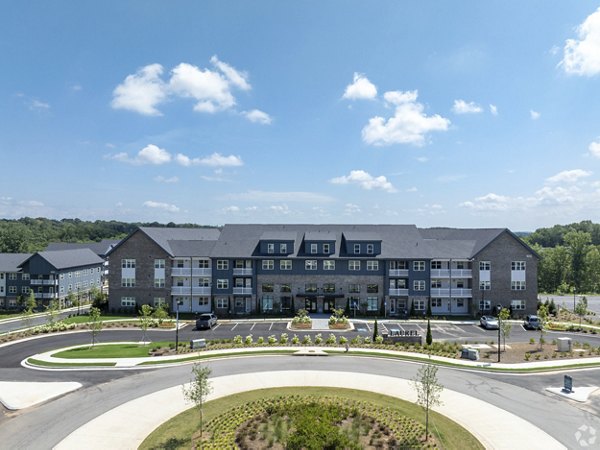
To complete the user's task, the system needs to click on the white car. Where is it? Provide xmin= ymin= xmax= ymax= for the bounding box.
xmin=480 ymin=315 xmax=499 ymax=330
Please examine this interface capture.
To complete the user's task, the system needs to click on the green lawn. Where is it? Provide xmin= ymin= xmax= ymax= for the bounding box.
xmin=140 ymin=387 xmax=483 ymax=450
xmin=52 ymin=342 xmax=174 ymax=359
xmin=61 ymin=314 xmax=135 ymax=325
xmin=0 ymin=312 xmax=24 ymax=320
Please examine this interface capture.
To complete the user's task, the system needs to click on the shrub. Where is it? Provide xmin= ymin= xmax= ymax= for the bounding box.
xmin=257 ymin=336 xmax=264 ymax=345
xmin=233 ymin=335 xmax=243 ymax=345
xmin=524 ymin=352 xmax=531 ymax=361
xmin=375 ymin=335 xmax=384 ymax=344
xmin=279 ymin=333 xmax=288 ymax=345
xmin=314 ymin=333 xmax=323 ymax=345
xmin=302 ymin=335 xmax=312 ymax=345
xmin=291 ymin=334 xmax=300 ymax=345
xmin=268 ymin=335 xmax=277 ymax=345
xmin=326 ymin=333 xmax=337 ymax=345
xmin=245 ymin=335 xmax=253 ymax=346
xmin=339 ymin=336 xmax=348 ymax=345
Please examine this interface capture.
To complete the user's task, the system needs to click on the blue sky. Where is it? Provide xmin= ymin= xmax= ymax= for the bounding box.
xmin=2 ymin=1 xmax=600 ymax=230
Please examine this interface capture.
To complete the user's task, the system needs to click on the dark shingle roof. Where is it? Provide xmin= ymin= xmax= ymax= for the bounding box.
xmin=419 ymin=228 xmax=506 ymax=258
xmin=20 ymin=249 xmax=104 ymax=270
xmin=168 ymin=240 xmax=217 ymax=257
xmin=0 ymin=253 xmax=31 ymax=272
xmin=138 ymin=227 xmax=221 ymax=256
xmin=45 ymin=239 xmax=120 ymax=257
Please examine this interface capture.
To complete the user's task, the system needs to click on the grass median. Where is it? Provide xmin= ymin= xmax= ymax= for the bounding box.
xmin=52 ymin=341 xmax=174 ymax=359
xmin=27 ymin=358 xmax=116 ymax=367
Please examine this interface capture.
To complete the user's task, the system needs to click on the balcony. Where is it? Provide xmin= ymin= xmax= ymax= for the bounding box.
xmin=171 ymin=268 xmax=212 ymax=277
xmin=233 ymin=287 xmax=253 ymax=295
xmin=171 ymin=286 xmax=212 ymax=296
xmin=389 ymin=288 xmax=409 ymax=296
xmin=233 ymin=268 xmax=253 ymax=276
xmin=430 ymin=288 xmax=472 ymax=297
xmin=430 ymin=269 xmax=472 ymax=278
xmin=30 ymin=279 xmax=58 ymax=286
xmin=34 ymin=293 xmax=58 ymax=299
xmin=389 ymin=269 xmax=409 ymax=277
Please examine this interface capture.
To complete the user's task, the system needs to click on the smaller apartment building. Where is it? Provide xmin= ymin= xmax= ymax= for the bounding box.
xmin=0 ymin=253 xmax=32 ymax=308
xmin=107 ymin=225 xmax=539 ymax=317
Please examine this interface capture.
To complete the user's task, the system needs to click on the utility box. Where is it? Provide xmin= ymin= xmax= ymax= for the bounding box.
xmin=461 ymin=348 xmax=479 ymax=361
xmin=557 ymin=337 xmax=572 ymax=352
xmin=190 ymin=338 xmax=206 ymax=350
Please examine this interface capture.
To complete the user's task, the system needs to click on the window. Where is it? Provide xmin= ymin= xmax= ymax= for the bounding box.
xmin=348 ymin=284 xmax=361 ymax=293
xmin=323 ymin=260 xmax=335 ymax=270
xmin=305 ymin=283 xmax=317 ymax=293
xmin=262 ymin=283 xmax=274 ymax=293
xmin=479 ymin=280 xmax=491 ymax=290
xmin=121 ymin=297 xmax=136 ymax=307
xmin=217 ymin=260 xmax=229 ymax=270
xmin=198 ymin=260 xmax=210 ymax=268
xmin=431 ymin=298 xmax=442 ymax=308
xmin=8 ymin=286 xmax=17 ymax=294
xmin=367 ymin=244 xmax=374 ymax=254
xmin=367 ymin=284 xmax=378 ymax=294
xmin=68 ymin=284 xmax=72 ymax=292
xmin=456 ymin=299 xmax=465 ymax=308
xmin=121 ymin=278 xmax=135 ymax=287
xmin=121 ymin=259 xmax=136 ymax=269
xmin=323 ymin=283 xmax=336 ymax=293
xmin=153 ymin=297 xmax=165 ymax=307
xmin=348 ymin=260 xmax=361 ymax=271
xmin=310 ymin=243 xmax=318 ymax=254
xmin=367 ymin=260 xmax=379 ymax=271
xmin=154 ymin=259 xmax=165 ymax=269
xmin=280 ymin=284 xmax=291 ymax=293
xmin=281 ymin=297 xmax=292 ymax=309
xmin=267 ymin=243 xmax=274 ymax=254
xmin=262 ymin=260 xmax=274 ymax=270
xmin=511 ymin=299 xmax=526 ymax=310
xmin=198 ymin=297 xmax=209 ymax=307
xmin=413 ymin=280 xmax=426 ymax=291
xmin=413 ymin=299 xmax=425 ymax=311
xmin=22 ymin=286 xmax=30 ymax=294
xmin=0 ymin=273 xmax=3 ymax=279
xmin=413 ymin=261 xmax=425 ymax=271
xmin=8 ymin=273 xmax=17 ymax=280
xmin=367 ymin=297 xmax=378 ymax=311
xmin=21 ymin=273 xmax=30 ymax=280
xmin=216 ymin=298 xmax=228 ymax=309
xmin=511 ymin=280 xmax=526 ymax=290
xmin=431 ymin=261 xmax=442 ymax=269
xmin=59 ymin=273 xmax=64 ymax=280
xmin=323 ymin=243 xmax=330 ymax=254
xmin=262 ymin=296 xmax=273 ymax=311
xmin=176 ymin=260 xmax=185 ymax=268
xmin=305 ymin=260 xmax=317 ymax=270
xmin=456 ymin=280 xmax=464 ymax=288
xmin=217 ymin=279 xmax=229 ymax=289
xmin=0 ymin=286 xmax=3 ymax=293
xmin=280 ymin=243 xmax=287 ymax=254
xmin=479 ymin=300 xmax=491 ymax=310
xmin=354 ymin=243 xmax=361 ymax=254
xmin=479 ymin=261 xmax=491 ymax=271
xmin=154 ymin=278 xmax=165 ymax=288
xmin=456 ymin=261 xmax=465 ymax=269
xmin=280 ymin=260 xmax=292 ymax=270
xmin=431 ymin=280 xmax=442 ymax=289
xmin=198 ymin=277 xmax=211 ymax=287
xmin=512 ymin=261 xmax=526 ymax=271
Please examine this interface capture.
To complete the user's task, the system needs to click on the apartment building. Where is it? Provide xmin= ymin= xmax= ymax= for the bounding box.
xmin=107 ymin=225 xmax=539 ymax=317
xmin=0 ymin=253 xmax=32 ymax=308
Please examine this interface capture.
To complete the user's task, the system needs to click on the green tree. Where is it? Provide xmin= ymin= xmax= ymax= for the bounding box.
xmin=90 ymin=286 xmax=108 ymax=311
xmin=426 ymin=298 xmax=432 ymax=317
xmin=46 ymin=299 xmax=60 ymax=326
xmin=574 ymin=296 xmax=588 ymax=328
xmin=152 ymin=304 xmax=169 ymax=325
xmin=426 ymin=319 xmax=432 ymax=346
xmin=583 ymin=246 xmax=600 ymax=293
xmin=498 ymin=307 xmax=511 ymax=351
xmin=182 ymin=364 xmax=213 ymax=447
xmin=138 ymin=304 xmax=153 ymax=343
xmin=537 ymin=304 xmax=549 ymax=351
xmin=88 ymin=307 xmax=103 ymax=347
xmin=22 ymin=291 xmax=38 ymax=328
xmin=372 ymin=318 xmax=378 ymax=341
xmin=564 ymin=230 xmax=592 ymax=296
xmin=412 ymin=363 xmax=444 ymax=442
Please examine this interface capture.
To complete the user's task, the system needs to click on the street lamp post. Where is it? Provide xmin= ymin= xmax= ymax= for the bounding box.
xmin=175 ymin=300 xmax=183 ymax=353
xmin=497 ymin=315 xmax=501 ymax=363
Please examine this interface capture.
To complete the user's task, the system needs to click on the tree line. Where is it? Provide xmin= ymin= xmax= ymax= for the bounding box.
xmin=524 ymin=221 xmax=600 ymax=294
xmin=0 ymin=217 xmax=216 ymax=253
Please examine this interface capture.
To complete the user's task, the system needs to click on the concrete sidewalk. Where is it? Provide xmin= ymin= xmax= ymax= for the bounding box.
xmin=54 ymin=370 xmax=566 ymax=450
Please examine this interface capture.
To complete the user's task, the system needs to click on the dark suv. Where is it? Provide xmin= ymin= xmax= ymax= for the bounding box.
xmin=196 ymin=313 xmax=218 ymax=330
xmin=523 ymin=315 xmax=541 ymax=330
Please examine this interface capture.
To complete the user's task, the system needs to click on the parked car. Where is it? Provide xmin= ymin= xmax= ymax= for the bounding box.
xmin=196 ymin=313 xmax=218 ymax=330
xmin=523 ymin=315 xmax=541 ymax=330
xmin=479 ymin=315 xmax=499 ymax=330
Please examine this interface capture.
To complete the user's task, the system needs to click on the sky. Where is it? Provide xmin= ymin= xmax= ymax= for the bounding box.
xmin=2 ymin=1 xmax=600 ymax=231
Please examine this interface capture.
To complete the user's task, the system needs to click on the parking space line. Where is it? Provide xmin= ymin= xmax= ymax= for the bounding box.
xmin=211 ymin=323 xmax=221 ymax=331
xmin=269 ymin=322 xmax=274 ymax=331
xmin=471 ymin=324 xmax=487 ymax=333
xmin=250 ymin=322 xmax=256 ymax=331
xmin=415 ymin=324 xmax=425 ymax=333
xmin=365 ymin=322 xmax=371 ymax=332
xmin=231 ymin=323 xmax=238 ymax=331
xmin=396 ymin=323 xmax=405 ymax=332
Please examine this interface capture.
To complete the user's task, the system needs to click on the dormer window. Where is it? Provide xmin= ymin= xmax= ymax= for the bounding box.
xmin=323 ymin=243 xmax=330 ymax=254
xmin=280 ymin=243 xmax=287 ymax=254
xmin=267 ymin=243 xmax=274 ymax=254
xmin=311 ymin=243 xmax=318 ymax=254
xmin=366 ymin=244 xmax=374 ymax=254
xmin=354 ymin=244 xmax=360 ymax=254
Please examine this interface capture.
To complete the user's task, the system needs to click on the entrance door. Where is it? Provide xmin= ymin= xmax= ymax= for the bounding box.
xmin=390 ymin=299 xmax=397 ymax=315
xmin=245 ymin=298 xmax=252 ymax=313
xmin=305 ymin=298 xmax=317 ymax=312
xmin=324 ymin=299 xmax=334 ymax=312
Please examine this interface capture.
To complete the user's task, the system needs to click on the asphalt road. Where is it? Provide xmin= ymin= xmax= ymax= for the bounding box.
xmin=1 ymin=355 xmax=599 ymax=449
xmin=0 ymin=306 xmax=90 ymax=334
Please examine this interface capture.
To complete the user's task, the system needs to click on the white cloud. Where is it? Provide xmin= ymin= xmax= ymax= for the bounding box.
xmin=344 ymin=203 xmax=361 ymax=214
xmin=342 ymin=73 xmax=377 ymax=100
xmin=154 ymin=175 xmax=179 ymax=184
xmin=29 ymin=99 xmax=50 ymax=111
xmin=107 ymin=144 xmax=172 ymax=165
xmin=546 ymin=169 xmax=592 ymax=184
xmin=143 ymin=200 xmax=180 ymax=213
xmin=362 ymin=90 xmax=450 ymax=146
xmin=226 ymin=190 xmax=334 ymax=203
xmin=269 ymin=205 xmax=291 ymax=214
xmin=436 ymin=174 xmax=466 ymax=183
xmin=406 ymin=187 xmax=418 ymax=192
xmin=460 ymin=193 xmax=513 ymax=211
xmin=210 ymin=55 xmax=251 ymax=91
xmin=111 ymin=63 xmax=167 ymax=116
xmin=452 ymin=99 xmax=483 ymax=114
xmin=176 ymin=152 xmax=243 ymax=167
xmin=415 ymin=156 xmax=429 ymax=163
xmin=222 ymin=205 xmax=240 ymax=213
xmin=530 ymin=110 xmax=541 ymax=120
xmin=489 ymin=104 xmax=498 ymax=116
xmin=243 ymin=109 xmax=272 ymax=125
xmin=589 ymin=140 xmax=600 ymax=158
xmin=561 ymin=7 xmax=600 ymax=76
xmin=330 ymin=170 xmax=397 ymax=193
